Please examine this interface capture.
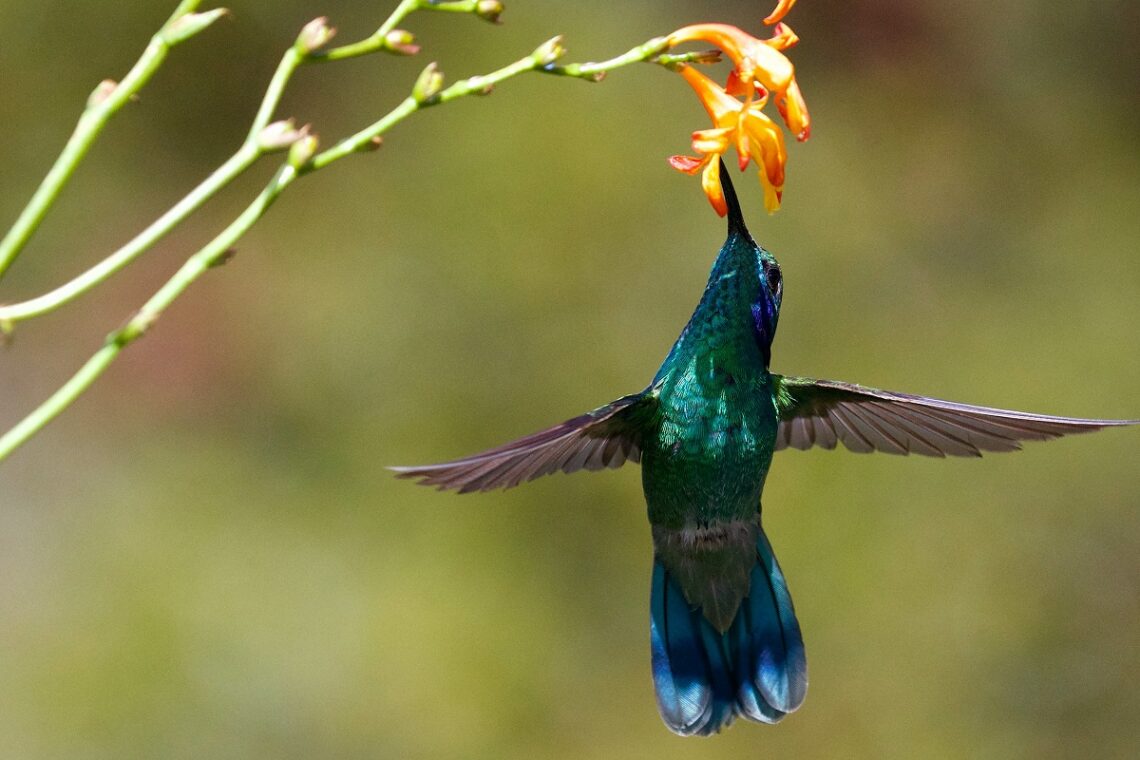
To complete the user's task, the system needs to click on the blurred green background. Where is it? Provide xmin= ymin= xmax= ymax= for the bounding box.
xmin=1 ymin=1 xmax=1138 ymax=757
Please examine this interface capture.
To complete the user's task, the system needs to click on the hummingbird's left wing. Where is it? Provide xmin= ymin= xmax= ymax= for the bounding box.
xmin=772 ymin=375 xmax=1137 ymax=457
xmin=390 ymin=392 xmax=656 ymax=492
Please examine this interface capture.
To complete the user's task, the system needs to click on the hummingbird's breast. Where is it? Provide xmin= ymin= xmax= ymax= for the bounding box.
xmin=641 ymin=349 xmax=778 ymax=529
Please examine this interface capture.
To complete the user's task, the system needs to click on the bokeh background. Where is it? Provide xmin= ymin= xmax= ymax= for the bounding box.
xmin=1 ymin=1 xmax=1138 ymax=757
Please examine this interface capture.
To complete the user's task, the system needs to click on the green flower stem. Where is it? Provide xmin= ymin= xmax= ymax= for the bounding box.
xmin=248 ymin=49 xmax=306 ymax=142
xmin=0 ymin=145 xmax=260 ymax=323
xmin=0 ymin=30 xmax=303 ymax=324
xmin=0 ymin=29 xmax=684 ymax=463
xmin=313 ymin=39 xmax=686 ymax=168
xmin=0 ymin=1 xmax=419 ymax=324
xmin=0 ymin=1 xmax=208 ymax=280
xmin=542 ymin=36 xmax=671 ymax=81
xmin=309 ymin=56 xmax=540 ymax=169
xmin=311 ymin=0 xmax=419 ymax=63
xmin=418 ymin=1 xmax=482 ymax=12
xmin=0 ymin=163 xmax=296 ymax=463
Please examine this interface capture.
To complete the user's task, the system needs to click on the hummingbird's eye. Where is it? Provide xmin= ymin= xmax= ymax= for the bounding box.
xmin=766 ymin=266 xmax=782 ymax=296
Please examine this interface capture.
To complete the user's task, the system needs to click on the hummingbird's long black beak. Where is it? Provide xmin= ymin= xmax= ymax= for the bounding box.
xmin=718 ymin=159 xmax=749 ymax=239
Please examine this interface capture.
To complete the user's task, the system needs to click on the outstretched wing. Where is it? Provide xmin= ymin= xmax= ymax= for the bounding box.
xmin=390 ymin=392 xmax=656 ymax=492
xmin=773 ymin=375 xmax=1137 ymax=457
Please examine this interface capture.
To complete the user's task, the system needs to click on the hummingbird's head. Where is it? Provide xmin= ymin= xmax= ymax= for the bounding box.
xmin=720 ymin=161 xmax=783 ymax=366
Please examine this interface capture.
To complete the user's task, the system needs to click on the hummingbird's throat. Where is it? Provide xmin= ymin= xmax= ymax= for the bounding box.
xmin=652 ymin=518 xmax=760 ymax=632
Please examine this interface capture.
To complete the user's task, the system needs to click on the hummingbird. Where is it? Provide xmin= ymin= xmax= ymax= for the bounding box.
xmin=391 ymin=163 xmax=1136 ymax=736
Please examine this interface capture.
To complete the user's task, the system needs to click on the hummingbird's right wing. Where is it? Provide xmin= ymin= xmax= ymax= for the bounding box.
xmin=772 ymin=375 xmax=1137 ymax=457
xmin=390 ymin=392 xmax=657 ymax=492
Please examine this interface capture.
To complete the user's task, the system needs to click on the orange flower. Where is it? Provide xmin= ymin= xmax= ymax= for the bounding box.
xmin=668 ymin=67 xmax=787 ymax=215
xmin=668 ymin=23 xmax=810 ymax=142
xmin=665 ymin=2 xmax=810 ymax=216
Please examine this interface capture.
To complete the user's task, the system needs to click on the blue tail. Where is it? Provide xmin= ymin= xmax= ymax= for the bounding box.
xmin=649 ymin=529 xmax=807 ymax=735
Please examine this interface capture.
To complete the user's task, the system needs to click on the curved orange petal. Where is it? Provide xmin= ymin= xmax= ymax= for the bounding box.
xmin=701 ymin=158 xmax=727 ymax=216
xmin=670 ymin=24 xmax=795 ymax=97
xmin=763 ymin=0 xmax=797 ymax=26
xmin=691 ymin=127 xmax=734 ymax=155
xmin=765 ymin=22 xmax=799 ymax=51
xmin=678 ymin=66 xmax=741 ymax=125
xmin=730 ymin=73 xmax=771 ymax=111
xmin=668 ymin=154 xmax=706 ymax=175
xmin=669 ymin=25 xmax=764 ymax=73
xmin=776 ymin=79 xmax=811 ymax=141
xmin=736 ymin=128 xmax=751 ymax=170
xmin=724 ymin=68 xmax=748 ymax=97
xmin=743 ymin=112 xmax=785 ymax=213
xmin=756 ymin=164 xmax=782 ymax=213
xmin=741 ymin=41 xmax=795 ymax=93
xmin=743 ymin=111 xmax=787 ymax=190
xmin=669 ymin=23 xmax=753 ymax=56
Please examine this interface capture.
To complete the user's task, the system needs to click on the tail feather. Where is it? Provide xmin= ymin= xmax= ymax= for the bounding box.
xmin=651 ymin=564 xmax=716 ymax=734
xmin=651 ymin=529 xmax=807 ymax=735
xmin=698 ymin=621 xmax=738 ymax=732
xmin=754 ymin=530 xmax=807 ymax=711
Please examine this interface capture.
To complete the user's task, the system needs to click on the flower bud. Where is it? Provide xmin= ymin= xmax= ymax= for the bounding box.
xmin=532 ymin=36 xmax=566 ymax=66
xmin=475 ymin=1 xmax=505 ymax=24
xmin=257 ymin=119 xmax=308 ymax=152
xmin=163 ymin=8 xmax=230 ymax=46
xmin=412 ymin=62 xmax=445 ymax=103
xmin=296 ymin=17 xmax=337 ymax=54
xmin=288 ymin=133 xmax=320 ymax=169
xmin=383 ymin=29 xmax=420 ymax=56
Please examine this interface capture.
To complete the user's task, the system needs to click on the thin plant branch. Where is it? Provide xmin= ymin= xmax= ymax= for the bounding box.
xmin=0 ymin=1 xmax=217 ymax=280
xmin=0 ymin=3 xmax=715 ymax=463
xmin=0 ymin=146 xmax=259 ymax=323
xmin=0 ymin=0 xmax=425 ymax=324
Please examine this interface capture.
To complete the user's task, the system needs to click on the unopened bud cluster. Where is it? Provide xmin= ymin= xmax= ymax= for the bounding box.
xmin=475 ymin=1 xmax=505 ymax=24
xmin=257 ymin=119 xmax=310 ymax=152
xmin=413 ymin=62 xmax=445 ymax=103
xmin=163 ymin=8 xmax=230 ymax=46
xmin=297 ymin=17 xmax=337 ymax=54
xmin=384 ymin=30 xmax=420 ymax=56
xmin=532 ymin=36 xmax=566 ymax=66
xmin=288 ymin=134 xmax=320 ymax=169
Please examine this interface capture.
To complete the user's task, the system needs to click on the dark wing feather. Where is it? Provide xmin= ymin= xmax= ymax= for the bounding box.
xmin=390 ymin=392 xmax=655 ymax=492
xmin=773 ymin=375 xmax=1138 ymax=457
